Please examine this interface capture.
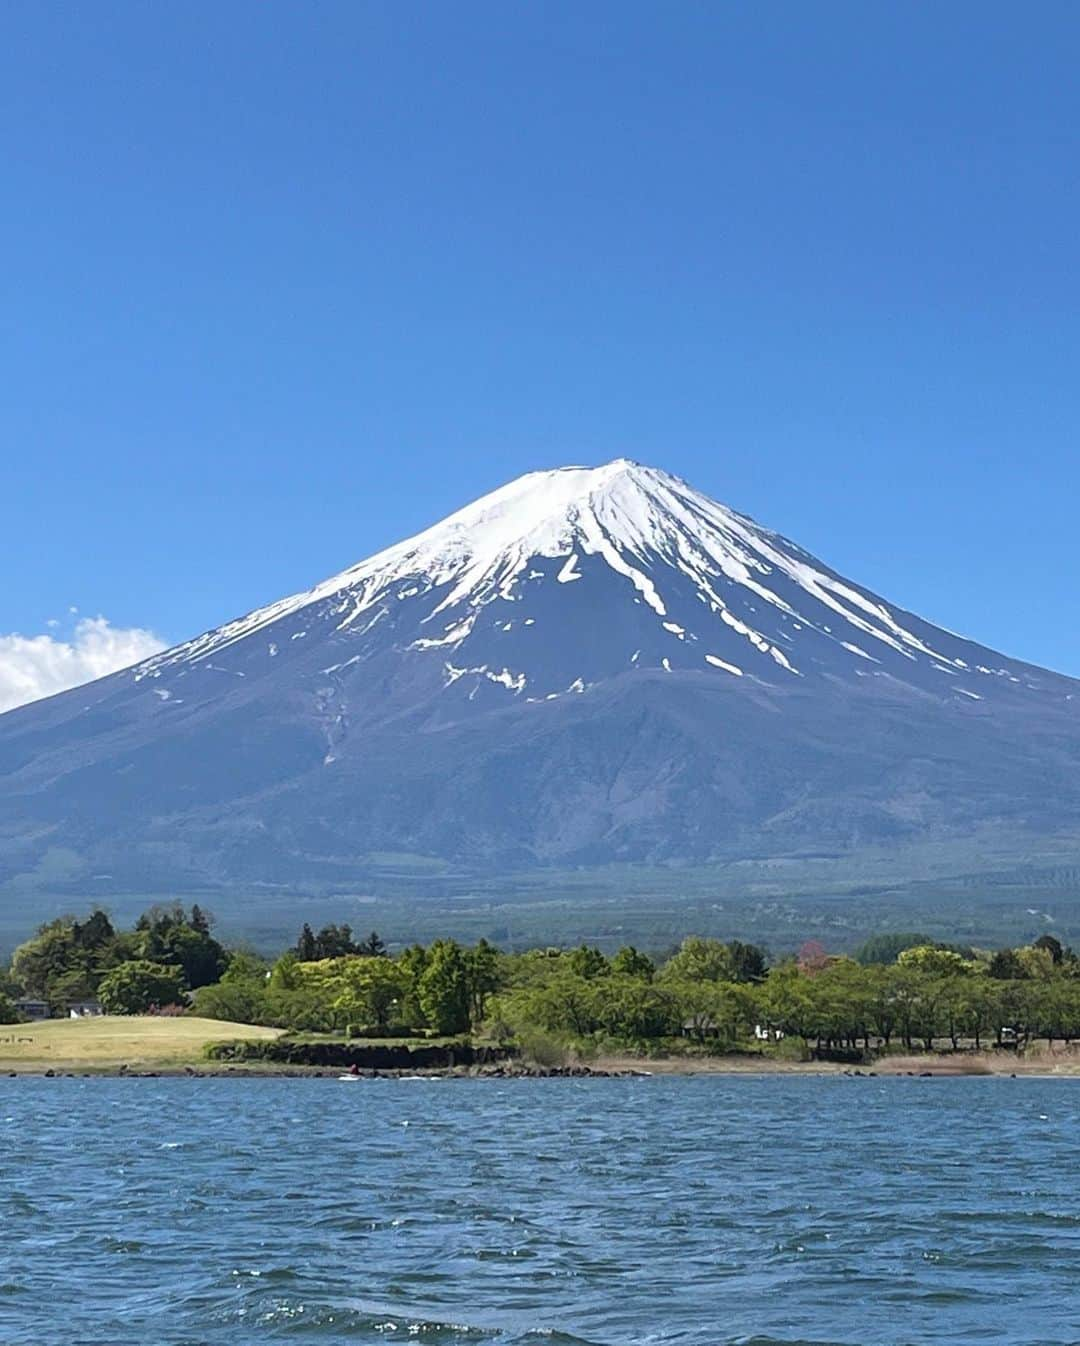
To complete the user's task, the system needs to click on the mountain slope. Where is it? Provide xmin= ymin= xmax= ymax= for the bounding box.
xmin=2 ymin=460 xmax=1079 ymax=900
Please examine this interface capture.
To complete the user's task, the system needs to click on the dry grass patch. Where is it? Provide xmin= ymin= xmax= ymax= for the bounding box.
xmin=0 ymin=1016 xmax=281 ymax=1070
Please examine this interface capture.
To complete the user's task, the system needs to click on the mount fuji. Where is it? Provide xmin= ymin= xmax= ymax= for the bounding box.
xmin=2 ymin=460 xmax=1080 ymax=923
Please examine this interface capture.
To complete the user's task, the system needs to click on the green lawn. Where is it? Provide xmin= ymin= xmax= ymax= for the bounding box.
xmin=0 ymin=1015 xmax=282 ymax=1070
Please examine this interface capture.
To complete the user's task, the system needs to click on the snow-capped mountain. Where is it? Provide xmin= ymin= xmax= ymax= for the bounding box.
xmin=130 ymin=459 xmax=1060 ymax=707
xmin=2 ymin=460 xmax=1079 ymax=903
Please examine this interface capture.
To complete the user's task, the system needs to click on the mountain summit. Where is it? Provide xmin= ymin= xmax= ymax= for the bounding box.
xmin=2 ymin=460 xmax=1079 ymax=909
xmin=131 ymin=459 xmax=1055 ymax=703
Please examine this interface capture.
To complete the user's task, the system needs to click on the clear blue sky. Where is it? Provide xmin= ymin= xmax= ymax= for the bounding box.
xmin=3 ymin=2 xmax=1079 ymax=675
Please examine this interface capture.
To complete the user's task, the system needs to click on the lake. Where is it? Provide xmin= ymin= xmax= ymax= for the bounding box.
xmin=1 ymin=1076 xmax=1077 ymax=1344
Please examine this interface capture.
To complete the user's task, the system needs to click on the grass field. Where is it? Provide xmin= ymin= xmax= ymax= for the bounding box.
xmin=0 ymin=1016 xmax=282 ymax=1071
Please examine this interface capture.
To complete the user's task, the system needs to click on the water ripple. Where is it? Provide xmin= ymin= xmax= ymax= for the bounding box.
xmin=1 ymin=1077 xmax=1078 ymax=1344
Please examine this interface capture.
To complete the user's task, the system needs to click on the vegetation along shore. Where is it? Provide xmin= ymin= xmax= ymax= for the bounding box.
xmin=4 ymin=905 xmax=1080 ymax=1077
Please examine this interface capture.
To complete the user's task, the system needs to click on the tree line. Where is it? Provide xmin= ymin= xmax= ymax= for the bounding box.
xmin=4 ymin=910 xmax=1080 ymax=1057
xmin=0 ymin=905 xmax=226 ymax=1018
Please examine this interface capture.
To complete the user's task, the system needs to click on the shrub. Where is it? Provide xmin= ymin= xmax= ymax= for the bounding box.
xmin=765 ymin=1035 xmax=811 ymax=1063
xmin=517 ymin=1028 xmax=571 ymax=1068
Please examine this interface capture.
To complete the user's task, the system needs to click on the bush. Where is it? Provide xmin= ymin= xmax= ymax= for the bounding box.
xmin=764 ymin=1035 xmax=811 ymax=1063
xmin=517 ymin=1028 xmax=571 ymax=1068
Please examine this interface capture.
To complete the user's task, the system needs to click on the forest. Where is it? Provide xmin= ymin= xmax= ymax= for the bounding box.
xmin=5 ymin=907 xmax=1080 ymax=1059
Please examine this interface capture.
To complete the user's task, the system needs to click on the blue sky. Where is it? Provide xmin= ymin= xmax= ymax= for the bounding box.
xmin=3 ymin=1 xmax=1080 ymax=703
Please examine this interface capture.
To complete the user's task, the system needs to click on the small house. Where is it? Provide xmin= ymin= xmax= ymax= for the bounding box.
xmin=67 ymin=1000 xmax=103 ymax=1019
xmin=14 ymin=999 xmax=50 ymax=1020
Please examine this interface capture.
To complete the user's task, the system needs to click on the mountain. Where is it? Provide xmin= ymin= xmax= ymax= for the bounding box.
xmin=2 ymin=459 xmax=1080 ymax=928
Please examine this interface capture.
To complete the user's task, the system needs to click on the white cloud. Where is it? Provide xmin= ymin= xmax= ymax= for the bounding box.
xmin=0 ymin=616 xmax=167 ymax=714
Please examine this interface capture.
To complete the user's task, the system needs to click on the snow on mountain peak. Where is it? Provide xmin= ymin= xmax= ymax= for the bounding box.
xmin=135 ymin=459 xmax=1042 ymax=704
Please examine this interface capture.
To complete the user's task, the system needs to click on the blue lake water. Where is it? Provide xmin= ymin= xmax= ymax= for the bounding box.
xmin=2 ymin=1076 xmax=1078 ymax=1345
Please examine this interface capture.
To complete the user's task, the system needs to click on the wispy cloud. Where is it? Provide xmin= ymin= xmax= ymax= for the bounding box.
xmin=0 ymin=615 xmax=166 ymax=714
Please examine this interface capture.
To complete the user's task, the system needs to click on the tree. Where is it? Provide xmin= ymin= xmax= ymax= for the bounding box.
xmin=594 ymin=979 xmax=682 ymax=1041
xmin=11 ymin=919 xmax=83 ymax=1000
xmin=191 ymin=952 xmax=270 ymax=1024
xmin=610 ymin=946 xmax=655 ymax=981
xmin=953 ymin=975 xmax=998 ymax=1051
xmin=727 ymin=941 xmax=767 ymax=983
xmin=98 ymin=960 xmax=185 ymax=1015
xmin=396 ymin=944 xmax=430 ymax=1025
xmin=754 ymin=963 xmax=814 ymax=1040
xmin=157 ymin=925 xmax=227 ymax=990
xmin=864 ymin=965 xmax=902 ymax=1047
xmin=465 ymin=940 xmax=500 ymax=1024
xmin=897 ymin=945 xmax=973 ymax=978
xmin=853 ymin=932 xmax=932 ymax=966
xmin=660 ymin=937 xmax=735 ymax=984
xmin=1016 ymin=946 xmax=1056 ymax=981
xmin=807 ymin=959 xmax=876 ymax=1050
xmin=269 ymin=951 xmax=302 ymax=990
xmin=670 ymin=979 xmax=751 ymax=1045
xmin=137 ymin=904 xmax=227 ymax=989
xmin=357 ymin=931 xmax=388 ymax=958
xmin=988 ymin=948 xmax=1026 ymax=980
xmin=193 ymin=978 xmax=268 ymax=1025
xmin=506 ymin=970 xmax=601 ymax=1038
xmin=73 ymin=909 xmax=116 ymax=951
xmin=1034 ymin=934 xmax=1064 ymax=965
xmin=331 ymin=958 xmax=409 ymax=1031
xmin=296 ymin=924 xmax=318 ymax=961
xmin=313 ymin=924 xmax=358 ymax=959
xmin=418 ymin=941 xmax=471 ymax=1034
xmin=568 ymin=945 xmax=609 ymax=979
xmin=797 ymin=941 xmax=830 ymax=977
xmin=0 ymin=992 xmax=20 ymax=1025
xmin=10 ymin=914 xmax=122 ymax=1006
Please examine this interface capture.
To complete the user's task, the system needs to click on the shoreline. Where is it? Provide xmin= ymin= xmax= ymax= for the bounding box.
xmin=6 ymin=1051 xmax=1080 ymax=1080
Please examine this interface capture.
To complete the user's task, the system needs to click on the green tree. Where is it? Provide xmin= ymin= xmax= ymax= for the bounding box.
xmin=1033 ymin=934 xmax=1064 ymax=965
xmin=727 ymin=941 xmax=768 ymax=983
xmin=897 ymin=945 xmax=974 ymax=978
xmin=807 ymin=959 xmax=876 ymax=1050
xmin=864 ymin=965 xmax=901 ymax=1046
xmin=660 ymin=937 xmax=735 ymax=984
xmin=610 ymin=946 xmax=655 ymax=981
xmin=191 ymin=953 xmax=270 ymax=1024
xmin=269 ymin=951 xmax=302 ymax=991
xmin=1016 ymin=946 xmax=1056 ymax=981
xmin=988 ymin=948 xmax=1026 ymax=980
xmin=72 ymin=909 xmax=116 ymax=952
xmin=295 ymin=924 xmax=318 ymax=961
xmin=593 ymin=978 xmax=682 ymax=1040
xmin=0 ymin=991 xmax=20 ymax=1024
xmin=503 ymin=970 xmax=601 ymax=1038
xmin=417 ymin=941 xmax=471 ymax=1034
xmin=137 ymin=904 xmax=227 ymax=990
xmin=568 ymin=945 xmax=609 ymax=979
xmin=396 ymin=944 xmax=430 ymax=1025
xmin=465 ymin=939 xmax=501 ymax=1024
xmin=754 ymin=963 xmax=814 ymax=1040
xmin=98 ymin=960 xmax=185 ymax=1015
xmin=312 ymin=924 xmax=358 ymax=959
xmin=11 ymin=919 xmax=83 ymax=1000
xmin=670 ymin=979 xmax=751 ymax=1045
xmin=853 ymin=932 xmax=932 ymax=966
xmin=331 ymin=958 xmax=410 ymax=1031
xmin=10 ymin=913 xmax=122 ymax=1006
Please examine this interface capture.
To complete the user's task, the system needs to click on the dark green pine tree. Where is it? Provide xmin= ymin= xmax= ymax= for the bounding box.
xmin=296 ymin=924 xmax=318 ymax=961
